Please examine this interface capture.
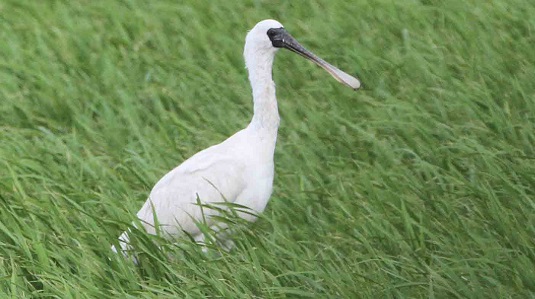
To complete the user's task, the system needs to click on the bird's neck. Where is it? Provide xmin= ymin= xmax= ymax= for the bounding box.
xmin=246 ymin=51 xmax=280 ymax=133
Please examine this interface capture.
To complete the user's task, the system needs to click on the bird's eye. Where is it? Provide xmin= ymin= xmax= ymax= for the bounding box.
xmin=267 ymin=27 xmax=284 ymax=38
xmin=267 ymin=28 xmax=276 ymax=38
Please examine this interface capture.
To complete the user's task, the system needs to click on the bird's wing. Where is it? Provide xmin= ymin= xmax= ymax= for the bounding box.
xmin=135 ymin=147 xmax=248 ymax=237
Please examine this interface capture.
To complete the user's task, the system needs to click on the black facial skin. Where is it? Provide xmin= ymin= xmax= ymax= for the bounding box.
xmin=267 ymin=27 xmax=287 ymax=48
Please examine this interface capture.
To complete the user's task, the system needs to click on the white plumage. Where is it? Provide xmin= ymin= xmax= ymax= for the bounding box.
xmin=114 ymin=19 xmax=359 ymax=255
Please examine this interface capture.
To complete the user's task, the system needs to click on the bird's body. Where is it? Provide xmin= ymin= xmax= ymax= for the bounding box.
xmin=133 ymin=123 xmax=277 ymax=238
xmin=114 ymin=19 xmax=359 ymax=254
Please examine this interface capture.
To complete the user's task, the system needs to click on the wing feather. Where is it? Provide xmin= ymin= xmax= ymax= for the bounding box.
xmin=135 ymin=148 xmax=247 ymax=237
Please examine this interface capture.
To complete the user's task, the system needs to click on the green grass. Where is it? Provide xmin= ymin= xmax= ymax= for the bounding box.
xmin=1 ymin=0 xmax=534 ymax=297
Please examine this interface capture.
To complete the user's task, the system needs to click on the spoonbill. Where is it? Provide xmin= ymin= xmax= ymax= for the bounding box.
xmin=113 ymin=19 xmax=360 ymax=255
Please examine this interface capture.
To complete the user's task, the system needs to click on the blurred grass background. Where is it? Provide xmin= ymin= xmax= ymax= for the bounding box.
xmin=0 ymin=0 xmax=534 ymax=297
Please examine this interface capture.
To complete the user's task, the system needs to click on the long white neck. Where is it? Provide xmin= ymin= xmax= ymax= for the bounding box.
xmin=244 ymin=44 xmax=280 ymax=133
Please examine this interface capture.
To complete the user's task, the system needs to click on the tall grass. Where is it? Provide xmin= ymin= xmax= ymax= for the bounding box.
xmin=0 ymin=0 xmax=534 ymax=297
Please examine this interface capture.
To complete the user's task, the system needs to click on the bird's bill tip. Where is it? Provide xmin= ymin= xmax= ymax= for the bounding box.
xmin=328 ymin=66 xmax=361 ymax=90
xmin=303 ymin=54 xmax=361 ymax=91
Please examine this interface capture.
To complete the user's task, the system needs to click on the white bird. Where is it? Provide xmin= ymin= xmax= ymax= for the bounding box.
xmin=113 ymin=19 xmax=360 ymax=255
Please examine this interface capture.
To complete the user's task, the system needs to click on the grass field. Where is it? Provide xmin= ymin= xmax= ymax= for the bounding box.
xmin=1 ymin=0 xmax=534 ymax=297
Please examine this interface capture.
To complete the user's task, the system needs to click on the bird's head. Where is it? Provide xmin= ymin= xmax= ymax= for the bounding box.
xmin=244 ymin=19 xmax=285 ymax=64
xmin=244 ymin=19 xmax=361 ymax=90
